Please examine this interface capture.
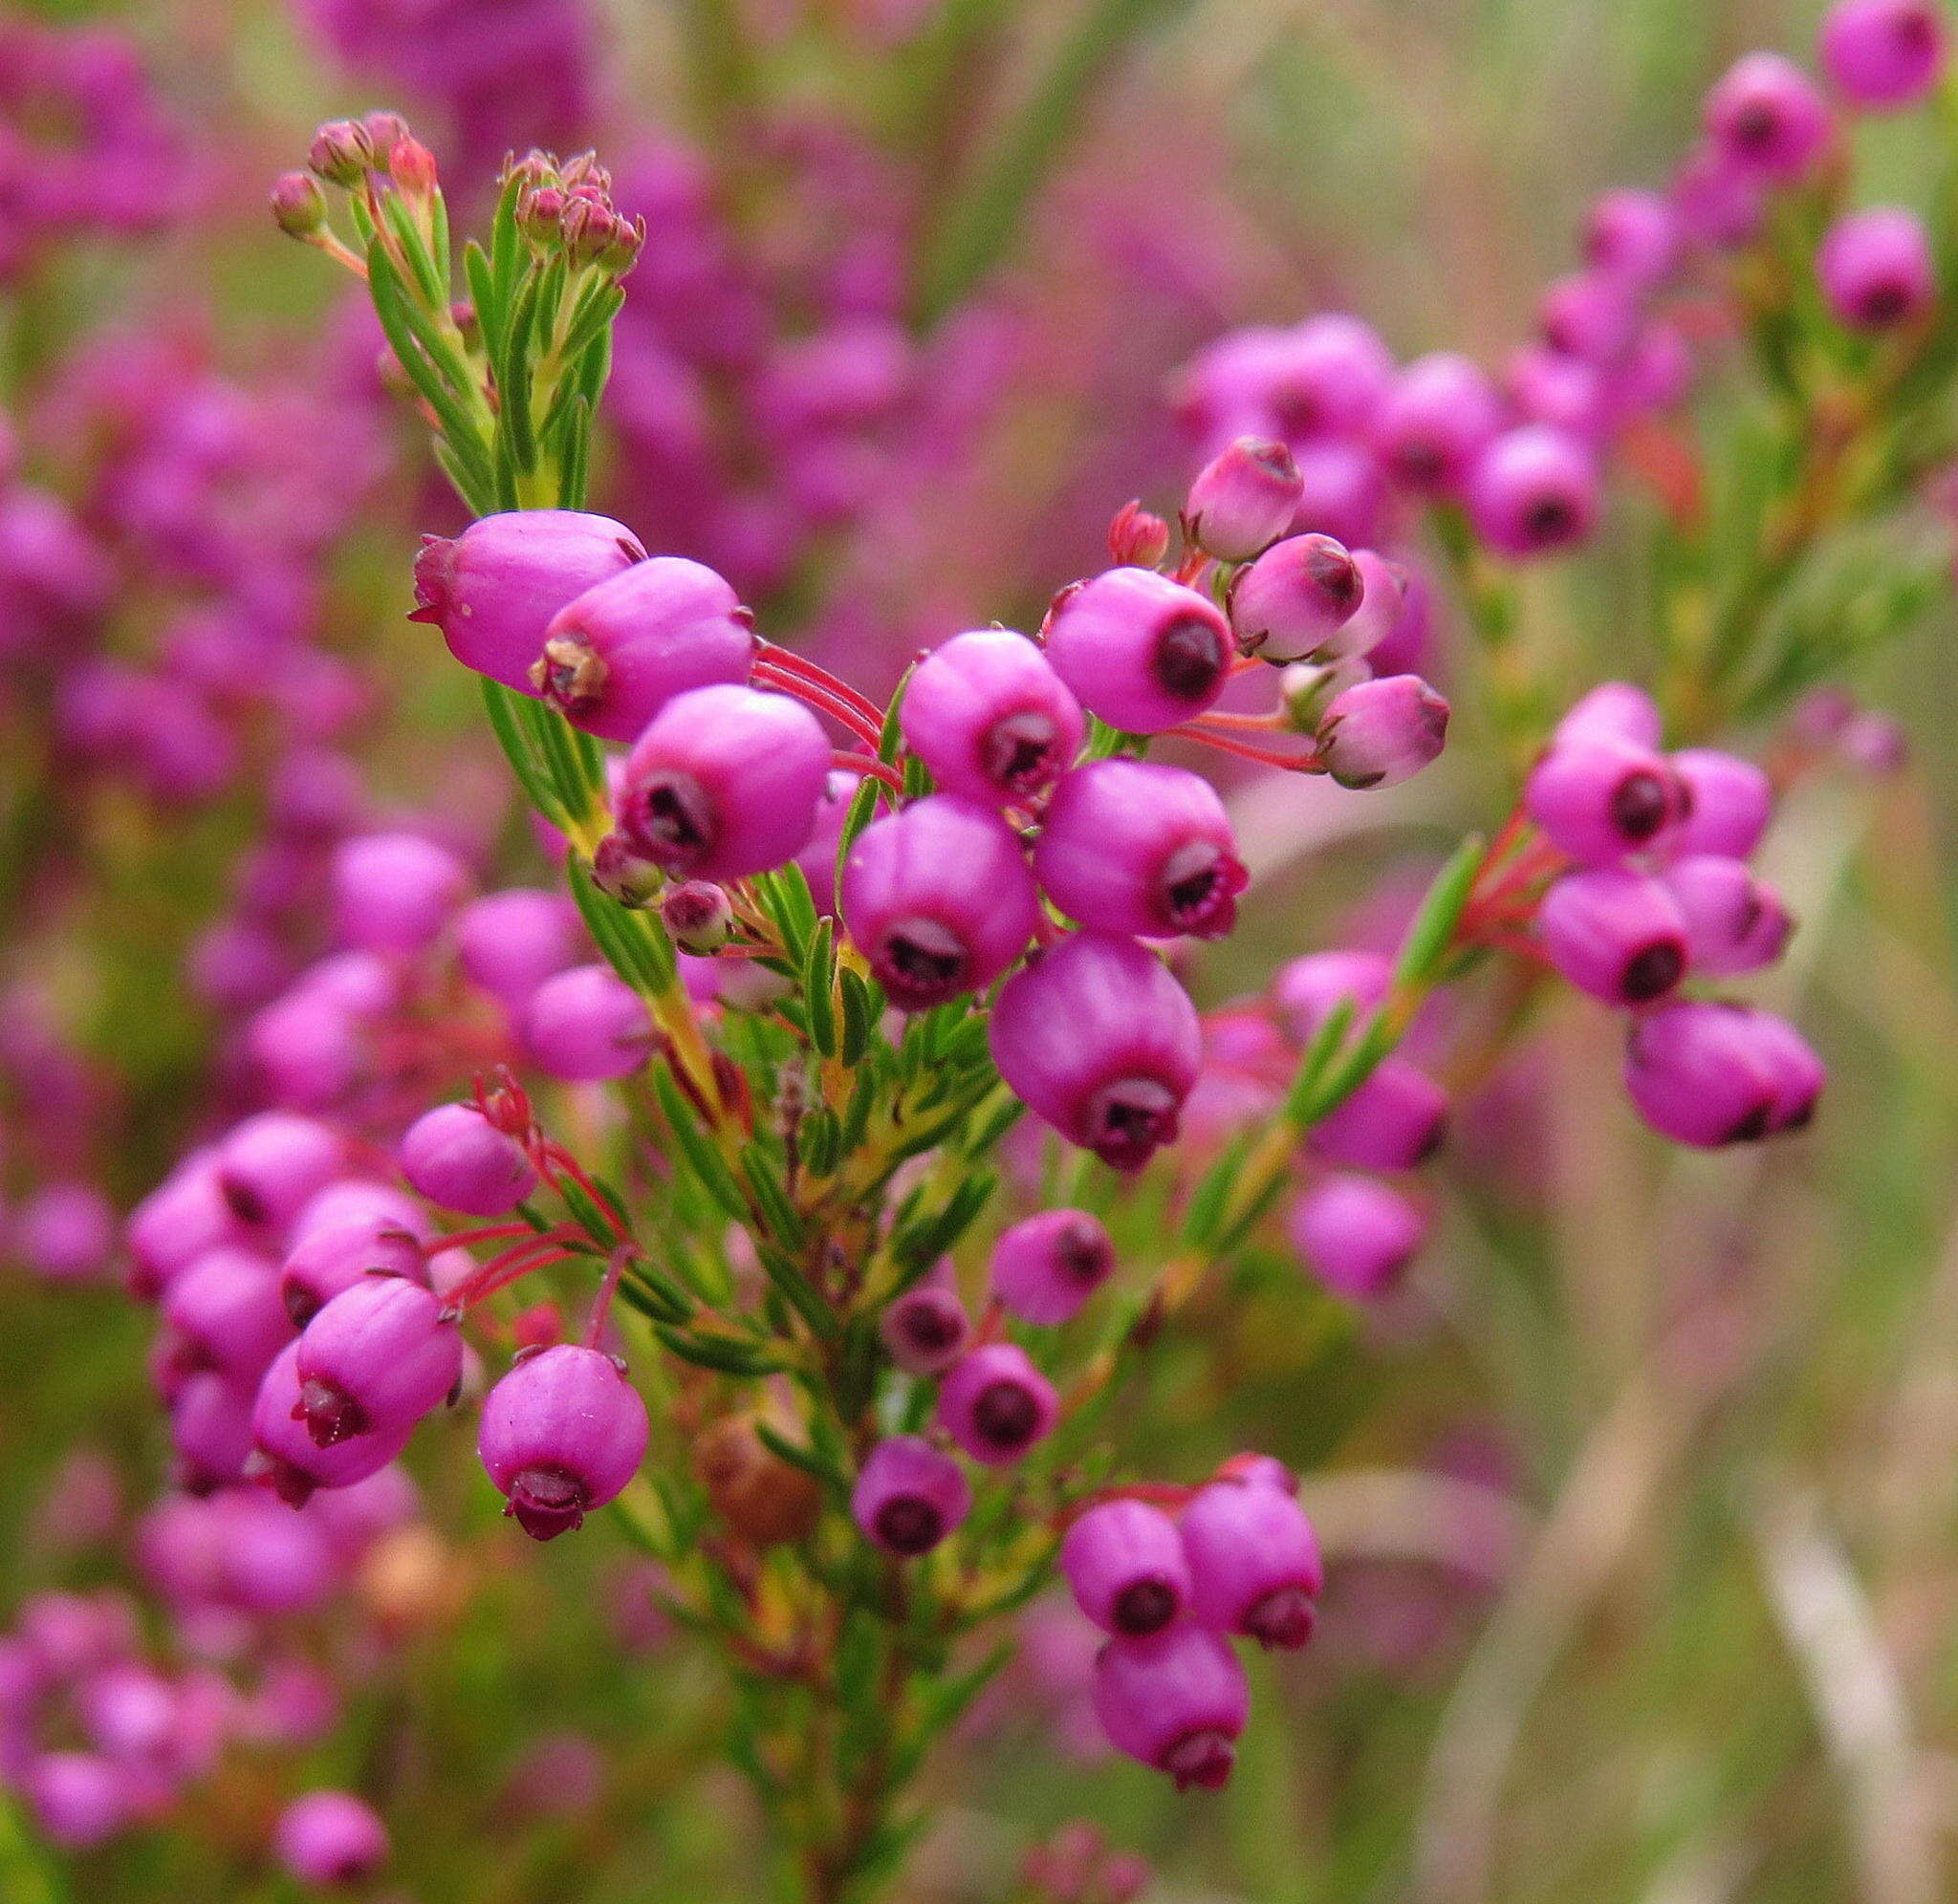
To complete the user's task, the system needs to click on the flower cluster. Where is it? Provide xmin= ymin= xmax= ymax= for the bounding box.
xmin=1523 ymin=683 xmax=1820 ymax=1145
xmin=0 ymin=18 xmax=193 ymax=284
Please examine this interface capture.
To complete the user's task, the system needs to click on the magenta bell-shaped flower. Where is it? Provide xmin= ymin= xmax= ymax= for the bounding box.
xmin=1468 ymin=424 xmax=1599 ymax=557
xmin=1820 ymin=0 xmax=1946 ymax=108
xmin=213 ymin=1113 xmax=344 ymax=1232
xmin=1033 ymin=760 xmax=1247 ymax=941
xmin=1556 ymin=682 xmax=1664 ymax=750
xmin=794 ymin=770 xmax=859 ymax=917
xmin=409 ymin=510 xmax=645 ymax=693
xmin=292 ymin=1178 xmax=430 ymax=1247
xmin=850 ymin=1436 xmax=971 ymax=1556
xmin=1227 ymin=531 xmax=1362 ymax=664
xmin=1668 ymin=747 xmax=1773 ymax=858
xmin=1180 ymin=1476 xmax=1324 ymax=1650
xmin=22 ymin=1752 xmax=131 ymax=1850
xmin=1273 ymin=948 xmax=1391 ymax=1042
xmin=161 ymin=1245 xmax=294 ymax=1388
xmin=126 ymin=1155 xmax=243 ymax=1299
xmin=617 ymin=683 xmax=831 ymax=881
xmin=1526 ymin=731 xmax=1686 ymax=864
xmin=1315 ymin=675 xmax=1450 ymax=790
xmin=1042 ymin=568 xmax=1233 ymax=733
xmin=1308 ymin=1058 xmax=1448 ymax=1170
xmin=1818 ymin=206 xmax=1935 ymax=331
xmin=274 ymin=1789 xmax=389 ymax=1888
xmin=899 ymin=628 xmax=1086 ymax=807
xmin=399 ymin=1103 xmax=536 ymax=1217
xmin=293 ymin=1277 xmax=460 ymax=1451
xmin=1372 ymin=353 xmax=1504 ymax=496
xmin=331 ymin=832 xmax=471 ymax=957
xmin=455 ymin=889 xmax=582 ymax=1006
xmin=1705 ymin=52 xmax=1834 ymax=182
xmin=478 ymin=1345 xmax=650 ymax=1541
xmin=879 ymin=1268 xmax=970 ymax=1374
xmin=990 ymin=1209 xmax=1116 ymax=1326
xmin=1287 ymin=1174 xmax=1427 ymax=1301
xmin=935 ymin=1342 xmax=1058 ymax=1466
xmin=1624 ymin=1000 xmax=1824 ymax=1146
xmin=168 ymin=1372 xmax=255 ymax=1494
xmin=1184 ymin=436 xmax=1304 ymax=560
xmin=1535 ymin=866 xmax=1689 ymax=1005
xmin=1582 ymin=188 xmax=1682 ymax=292
xmin=989 ymin=933 xmax=1202 ymax=1171
xmin=1664 ymin=855 xmax=1794 ymax=976
xmin=532 ymin=554 xmax=754 ymax=742
xmin=1092 ymin=1624 xmax=1249 ymax=1791
xmin=1260 ymin=312 xmax=1397 ymax=441
xmin=16 ymin=1182 xmax=117 ymax=1283
xmin=248 ymin=1341 xmax=410 ymax=1506
xmin=840 ymin=795 xmax=1039 ymax=1010
xmin=1061 ymin=1499 xmax=1192 ymax=1636
xmin=521 ymin=964 xmax=654 ymax=1081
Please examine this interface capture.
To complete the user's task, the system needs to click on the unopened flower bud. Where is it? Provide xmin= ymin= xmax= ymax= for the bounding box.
xmin=1314 ymin=674 xmax=1449 ymax=789
xmin=661 ymin=881 xmax=733 ymax=955
xmin=386 ymin=136 xmax=438 ymax=201
xmin=359 ymin=111 xmax=410 ymax=159
xmin=1107 ymin=500 xmax=1170 ymax=570
xmin=1184 ymin=437 xmax=1303 ymax=561
xmin=518 ymin=184 xmax=567 ymax=246
xmin=1279 ymin=657 xmax=1369 ymax=731
xmin=590 ymin=833 xmax=664 ymax=909
xmin=271 ymin=171 xmax=327 ymax=239
xmin=308 ymin=119 xmax=372 ymax=187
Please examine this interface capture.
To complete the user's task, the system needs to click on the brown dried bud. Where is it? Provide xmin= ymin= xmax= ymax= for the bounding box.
xmin=692 ymin=1414 xmax=821 ymax=1547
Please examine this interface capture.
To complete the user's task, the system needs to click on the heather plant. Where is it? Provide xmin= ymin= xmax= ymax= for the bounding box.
xmin=6 ymin=2 xmax=1958 ymax=1901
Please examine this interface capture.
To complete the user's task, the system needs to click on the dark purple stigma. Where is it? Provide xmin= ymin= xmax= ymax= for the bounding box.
xmin=630 ymin=773 xmax=713 ymax=869
xmin=508 ymin=1466 xmax=589 ymax=1542
xmin=1112 ymin=1577 xmax=1180 ymax=1636
xmin=982 ymin=709 xmax=1063 ymax=795
xmin=1160 ymin=841 xmax=1247 ymax=939
xmin=878 ymin=918 xmax=968 ymax=1009
xmin=1244 ymin=1584 xmax=1317 ymax=1651
xmin=1611 ymin=769 xmax=1675 ymax=842
xmin=1621 ymin=941 xmax=1685 ymax=1004
xmin=1085 ymin=1077 xmax=1180 ymax=1171
xmin=1161 ymin=1729 xmax=1237 ymax=1791
xmin=971 ymin=1379 xmax=1040 ymax=1454
xmin=1152 ymin=615 xmax=1228 ymax=703
xmin=294 ymin=1377 xmax=365 ymax=1450
xmin=872 ymin=1497 xmax=945 ymax=1556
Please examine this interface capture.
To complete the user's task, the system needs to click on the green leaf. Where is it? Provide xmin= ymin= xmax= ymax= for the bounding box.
xmin=481 ymin=678 xmax=568 ymax=823
xmin=739 ymin=1148 xmax=808 ymax=1250
xmin=463 ymin=240 xmax=501 ymax=359
xmin=653 ymin=1325 xmax=784 ymax=1376
xmin=838 ymin=966 xmax=876 ymax=1067
xmin=804 ymin=917 xmax=838 ymax=1057
xmin=649 ymin=1068 xmax=751 ymax=1223
xmin=368 ymin=245 xmax=494 ymax=508
xmin=1282 ymin=996 xmax=1357 ymax=1127
xmin=1392 ymin=833 xmax=1485 ymax=991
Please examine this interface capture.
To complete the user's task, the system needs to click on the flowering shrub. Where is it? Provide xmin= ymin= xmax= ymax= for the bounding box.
xmin=2 ymin=1 xmax=1956 ymax=1899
